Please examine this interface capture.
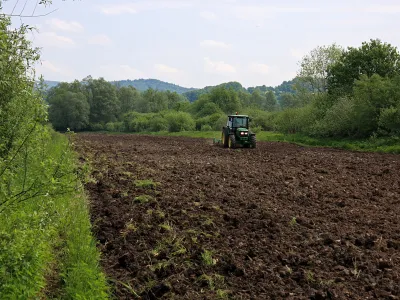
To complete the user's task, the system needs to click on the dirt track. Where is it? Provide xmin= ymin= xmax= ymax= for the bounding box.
xmin=75 ymin=133 xmax=400 ymax=299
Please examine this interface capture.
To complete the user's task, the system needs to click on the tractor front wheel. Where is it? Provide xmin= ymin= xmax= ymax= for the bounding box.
xmin=250 ymin=135 xmax=256 ymax=148
xmin=222 ymin=132 xmax=228 ymax=148
xmin=228 ymin=134 xmax=236 ymax=149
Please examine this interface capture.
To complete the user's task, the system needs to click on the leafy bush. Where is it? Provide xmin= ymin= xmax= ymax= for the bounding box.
xmin=164 ymin=111 xmax=195 ymax=132
xmin=148 ymin=115 xmax=168 ymax=132
xmin=201 ymin=124 xmax=213 ymax=131
xmin=378 ymin=105 xmax=400 ymax=135
xmin=90 ymin=123 xmax=104 ymax=131
xmin=274 ymin=104 xmax=317 ymax=134
xmin=105 ymin=122 xmax=116 ymax=132
xmin=312 ymin=96 xmax=356 ymax=137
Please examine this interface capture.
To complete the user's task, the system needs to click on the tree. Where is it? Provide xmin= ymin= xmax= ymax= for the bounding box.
xmin=47 ymin=84 xmax=90 ymax=131
xmin=208 ymin=86 xmax=241 ymax=114
xmin=327 ymin=39 xmax=400 ymax=95
xmin=86 ymin=78 xmax=119 ymax=124
xmin=136 ymin=88 xmax=168 ymax=113
xmin=279 ymin=93 xmax=299 ymax=110
xmin=264 ymin=91 xmax=278 ymax=111
xmin=297 ymin=43 xmax=344 ymax=93
xmin=117 ymin=86 xmax=141 ymax=116
xmin=249 ymin=89 xmax=265 ymax=109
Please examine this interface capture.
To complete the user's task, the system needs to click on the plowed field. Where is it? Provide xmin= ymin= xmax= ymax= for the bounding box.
xmin=75 ymin=133 xmax=400 ymax=300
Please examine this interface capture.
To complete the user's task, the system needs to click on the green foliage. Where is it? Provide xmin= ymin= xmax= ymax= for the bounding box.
xmin=137 ymin=88 xmax=168 ymax=113
xmin=312 ymin=96 xmax=357 ymax=137
xmin=86 ymin=78 xmax=119 ymax=124
xmin=298 ymin=43 xmax=344 ymax=92
xmin=201 ymin=124 xmax=213 ymax=131
xmin=327 ymin=39 xmax=400 ymax=95
xmin=264 ymin=90 xmax=278 ymax=111
xmin=378 ymin=105 xmax=400 ymax=135
xmin=48 ymin=86 xmax=90 ymax=131
xmin=164 ymin=111 xmax=195 ymax=132
xmin=274 ymin=105 xmax=317 ymax=134
xmin=0 ymin=15 xmax=108 ymax=298
xmin=118 ymin=86 xmax=141 ymax=115
xmin=208 ymin=86 xmax=241 ymax=113
xmin=279 ymin=93 xmax=300 ymax=110
xmin=201 ymin=250 xmax=216 ymax=266
xmin=134 ymin=179 xmax=159 ymax=189
xmin=134 ymin=195 xmax=154 ymax=203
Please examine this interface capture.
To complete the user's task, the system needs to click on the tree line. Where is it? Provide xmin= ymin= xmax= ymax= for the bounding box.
xmin=46 ymin=38 xmax=400 ymax=138
xmin=45 ymin=77 xmax=283 ymax=133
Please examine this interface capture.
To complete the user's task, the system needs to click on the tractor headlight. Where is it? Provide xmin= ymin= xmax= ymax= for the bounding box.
xmin=240 ymin=132 xmax=244 ymax=135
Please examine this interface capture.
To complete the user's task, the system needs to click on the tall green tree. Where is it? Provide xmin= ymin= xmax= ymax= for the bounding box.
xmin=327 ymin=39 xmax=400 ymax=95
xmin=264 ymin=91 xmax=278 ymax=111
xmin=47 ymin=84 xmax=90 ymax=131
xmin=136 ymin=88 xmax=168 ymax=113
xmin=117 ymin=86 xmax=141 ymax=117
xmin=86 ymin=78 xmax=119 ymax=124
xmin=279 ymin=93 xmax=299 ymax=110
xmin=249 ymin=89 xmax=265 ymax=109
xmin=208 ymin=86 xmax=241 ymax=114
xmin=297 ymin=43 xmax=343 ymax=93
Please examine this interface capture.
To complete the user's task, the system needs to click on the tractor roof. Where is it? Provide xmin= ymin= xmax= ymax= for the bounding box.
xmin=228 ymin=114 xmax=248 ymax=118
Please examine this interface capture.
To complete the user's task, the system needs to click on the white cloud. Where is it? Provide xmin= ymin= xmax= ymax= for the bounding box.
xmin=99 ymin=1 xmax=191 ymax=15
xmin=231 ymin=5 xmax=320 ymax=21
xmin=249 ymin=63 xmax=269 ymax=75
xmin=200 ymin=39 xmax=231 ymax=49
xmin=200 ymin=11 xmax=217 ymax=20
xmin=364 ymin=5 xmax=400 ymax=13
xmin=100 ymin=4 xmax=137 ymax=15
xmin=98 ymin=64 xmax=145 ymax=80
xmin=88 ymin=34 xmax=112 ymax=46
xmin=204 ymin=57 xmax=236 ymax=74
xmin=34 ymin=32 xmax=75 ymax=48
xmin=45 ymin=18 xmax=84 ymax=33
xmin=155 ymin=64 xmax=180 ymax=73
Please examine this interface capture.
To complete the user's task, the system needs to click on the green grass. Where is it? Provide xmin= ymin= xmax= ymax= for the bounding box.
xmin=0 ymin=131 xmax=109 ymax=299
xmin=134 ymin=179 xmax=159 ymax=189
xmin=134 ymin=194 xmax=154 ymax=203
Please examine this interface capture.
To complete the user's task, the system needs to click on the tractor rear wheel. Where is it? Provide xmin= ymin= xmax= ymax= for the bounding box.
xmin=250 ymin=135 xmax=256 ymax=148
xmin=228 ymin=134 xmax=236 ymax=149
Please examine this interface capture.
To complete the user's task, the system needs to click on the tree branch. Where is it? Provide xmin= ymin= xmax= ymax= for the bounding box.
xmin=1 ymin=8 xmax=59 ymax=18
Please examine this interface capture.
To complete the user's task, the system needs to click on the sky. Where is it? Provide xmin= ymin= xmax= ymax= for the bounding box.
xmin=2 ymin=0 xmax=400 ymax=89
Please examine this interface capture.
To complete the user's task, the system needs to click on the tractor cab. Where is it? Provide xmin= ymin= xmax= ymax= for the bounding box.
xmin=227 ymin=115 xmax=249 ymax=129
xmin=221 ymin=113 xmax=256 ymax=149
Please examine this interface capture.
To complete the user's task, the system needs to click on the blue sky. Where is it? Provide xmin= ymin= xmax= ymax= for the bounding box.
xmin=3 ymin=0 xmax=400 ymax=88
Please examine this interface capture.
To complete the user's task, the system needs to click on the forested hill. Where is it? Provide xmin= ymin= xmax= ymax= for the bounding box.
xmin=183 ymin=79 xmax=301 ymax=102
xmin=43 ymin=78 xmax=196 ymax=94
xmin=110 ymin=79 xmax=197 ymax=94
xmin=42 ymin=77 xmax=303 ymax=100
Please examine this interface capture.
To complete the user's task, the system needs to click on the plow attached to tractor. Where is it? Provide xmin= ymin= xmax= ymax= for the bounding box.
xmin=213 ymin=113 xmax=256 ymax=149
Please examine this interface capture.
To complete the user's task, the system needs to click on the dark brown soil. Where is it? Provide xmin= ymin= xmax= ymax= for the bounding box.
xmin=74 ymin=133 xmax=400 ymax=300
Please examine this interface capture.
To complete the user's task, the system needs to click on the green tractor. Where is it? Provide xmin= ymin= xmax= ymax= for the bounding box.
xmin=220 ymin=113 xmax=256 ymax=149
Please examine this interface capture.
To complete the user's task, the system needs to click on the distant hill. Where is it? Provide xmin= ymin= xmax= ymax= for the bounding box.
xmin=41 ymin=77 xmax=307 ymax=101
xmin=183 ymin=81 xmax=247 ymax=102
xmin=182 ymin=79 xmax=305 ymax=102
xmin=42 ymin=80 xmax=61 ymax=89
xmin=42 ymin=78 xmax=196 ymax=94
xmin=110 ymin=79 xmax=196 ymax=94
